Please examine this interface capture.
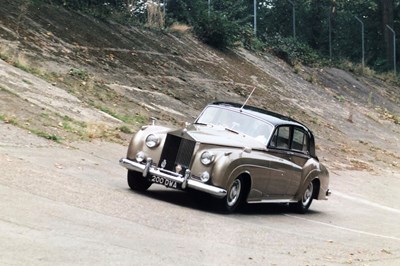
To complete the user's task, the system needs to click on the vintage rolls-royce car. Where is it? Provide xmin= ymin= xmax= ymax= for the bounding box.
xmin=120 ymin=102 xmax=330 ymax=213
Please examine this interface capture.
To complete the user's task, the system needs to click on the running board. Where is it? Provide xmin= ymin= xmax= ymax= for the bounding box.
xmin=247 ymin=199 xmax=297 ymax=204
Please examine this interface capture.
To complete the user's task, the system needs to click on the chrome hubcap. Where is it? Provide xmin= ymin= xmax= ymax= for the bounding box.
xmin=302 ymin=182 xmax=313 ymax=206
xmin=227 ymin=179 xmax=241 ymax=207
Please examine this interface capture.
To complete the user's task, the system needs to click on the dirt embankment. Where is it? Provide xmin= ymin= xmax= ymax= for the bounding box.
xmin=0 ymin=0 xmax=399 ymax=172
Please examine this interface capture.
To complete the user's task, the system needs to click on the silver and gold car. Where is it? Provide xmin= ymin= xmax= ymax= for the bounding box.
xmin=120 ymin=102 xmax=330 ymax=213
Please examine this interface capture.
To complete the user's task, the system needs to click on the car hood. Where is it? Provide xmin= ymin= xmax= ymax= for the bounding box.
xmin=170 ymin=124 xmax=266 ymax=150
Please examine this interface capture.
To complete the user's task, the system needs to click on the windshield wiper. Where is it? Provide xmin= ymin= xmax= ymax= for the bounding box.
xmin=225 ymin=127 xmax=239 ymax=134
xmin=194 ymin=122 xmax=209 ymax=126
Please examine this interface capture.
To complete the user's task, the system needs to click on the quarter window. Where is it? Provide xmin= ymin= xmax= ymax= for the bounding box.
xmin=292 ymin=128 xmax=309 ymax=152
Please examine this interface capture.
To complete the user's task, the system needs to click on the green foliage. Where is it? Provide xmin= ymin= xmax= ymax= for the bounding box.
xmin=32 ymin=0 xmax=141 ymax=24
xmin=94 ymin=104 xmax=145 ymax=125
xmin=62 ymin=115 xmax=73 ymax=122
xmin=119 ymin=125 xmax=132 ymax=134
xmin=13 ymin=60 xmax=42 ymax=75
xmin=256 ymin=0 xmax=399 ymax=72
xmin=2 ymin=117 xmax=19 ymax=126
xmin=193 ymin=11 xmax=241 ymax=49
xmin=335 ymin=95 xmax=346 ymax=103
xmin=242 ymin=25 xmax=265 ymax=51
xmin=266 ymin=35 xmax=321 ymax=66
xmin=0 ymin=51 xmax=10 ymax=62
xmin=168 ymin=0 xmax=251 ymax=49
xmin=69 ymin=68 xmax=89 ymax=81
xmin=33 ymin=130 xmax=62 ymax=143
xmin=30 ymin=0 xmax=399 ymax=72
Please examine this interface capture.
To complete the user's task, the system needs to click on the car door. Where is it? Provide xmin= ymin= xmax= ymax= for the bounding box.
xmin=285 ymin=127 xmax=311 ymax=196
xmin=261 ymin=126 xmax=296 ymax=199
xmin=264 ymin=125 xmax=303 ymax=199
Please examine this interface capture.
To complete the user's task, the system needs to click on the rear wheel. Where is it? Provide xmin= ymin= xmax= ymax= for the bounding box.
xmin=127 ymin=170 xmax=151 ymax=191
xmin=292 ymin=180 xmax=314 ymax=214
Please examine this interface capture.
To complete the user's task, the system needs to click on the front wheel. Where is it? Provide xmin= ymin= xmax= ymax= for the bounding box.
xmin=291 ymin=181 xmax=314 ymax=214
xmin=127 ymin=170 xmax=152 ymax=191
xmin=220 ymin=176 xmax=245 ymax=213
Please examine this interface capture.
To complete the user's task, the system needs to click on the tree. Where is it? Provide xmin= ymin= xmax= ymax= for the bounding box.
xmin=166 ymin=0 xmax=250 ymax=49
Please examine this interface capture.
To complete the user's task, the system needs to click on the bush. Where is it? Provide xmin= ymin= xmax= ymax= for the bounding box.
xmin=193 ymin=11 xmax=241 ymax=49
xmin=242 ymin=25 xmax=265 ymax=51
xmin=266 ymin=35 xmax=321 ymax=66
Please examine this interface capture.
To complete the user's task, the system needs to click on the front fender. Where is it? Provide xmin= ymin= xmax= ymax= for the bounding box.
xmin=209 ymin=149 xmax=269 ymax=190
xmin=126 ymin=125 xmax=173 ymax=163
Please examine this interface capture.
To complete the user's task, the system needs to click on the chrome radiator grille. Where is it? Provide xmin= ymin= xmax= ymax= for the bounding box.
xmin=159 ymin=134 xmax=196 ymax=173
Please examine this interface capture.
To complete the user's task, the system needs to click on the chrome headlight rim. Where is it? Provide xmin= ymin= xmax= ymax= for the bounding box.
xmin=145 ymin=134 xmax=160 ymax=148
xmin=200 ymin=151 xmax=215 ymax=166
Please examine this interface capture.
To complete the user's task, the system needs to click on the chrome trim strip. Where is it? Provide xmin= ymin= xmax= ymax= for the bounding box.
xmin=119 ymin=158 xmax=227 ymax=198
xmin=247 ymin=199 xmax=297 ymax=204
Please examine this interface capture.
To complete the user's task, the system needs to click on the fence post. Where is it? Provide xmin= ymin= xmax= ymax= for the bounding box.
xmin=355 ymin=16 xmax=365 ymax=69
xmin=254 ymin=0 xmax=257 ymax=36
xmin=328 ymin=11 xmax=332 ymax=60
xmin=386 ymin=25 xmax=396 ymax=75
xmin=288 ymin=0 xmax=296 ymax=39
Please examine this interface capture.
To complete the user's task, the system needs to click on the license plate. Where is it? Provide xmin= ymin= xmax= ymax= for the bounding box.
xmin=151 ymin=176 xmax=178 ymax=188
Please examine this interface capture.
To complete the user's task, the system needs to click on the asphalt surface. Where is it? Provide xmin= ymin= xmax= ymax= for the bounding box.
xmin=1 ymin=122 xmax=399 ymax=265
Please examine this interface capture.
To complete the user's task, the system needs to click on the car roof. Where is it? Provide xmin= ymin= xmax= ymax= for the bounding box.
xmin=210 ymin=102 xmax=308 ymax=129
xmin=209 ymin=102 xmax=317 ymax=159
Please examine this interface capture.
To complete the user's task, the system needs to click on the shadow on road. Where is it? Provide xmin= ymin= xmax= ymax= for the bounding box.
xmin=130 ymin=188 xmax=322 ymax=216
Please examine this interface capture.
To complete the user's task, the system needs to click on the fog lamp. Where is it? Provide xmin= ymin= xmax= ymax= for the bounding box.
xmin=135 ymin=151 xmax=146 ymax=163
xmin=200 ymin=171 xmax=210 ymax=183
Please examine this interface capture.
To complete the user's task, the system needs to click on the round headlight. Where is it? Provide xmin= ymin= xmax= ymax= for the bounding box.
xmin=200 ymin=151 xmax=215 ymax=165
xmin=145 ymin=134 xmax=160 ymax=148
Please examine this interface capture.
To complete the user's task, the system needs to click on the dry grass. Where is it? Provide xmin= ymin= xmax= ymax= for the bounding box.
xmin=85 ymin=122 xmax=111 ymax=139
xmin=375 ymin=106 xmax=400 ymax=124
xmin=348 ymin=158 xmax=372 ymax=171
xmin=169 ymin=23 xmax=191 ymax=33
xmin=339 ymin=143 xmax=361 ymax=156
xmin=146 ymin=1 xmax=164 ymax=28
xmin=0 ymin=48 xmax=43 ymax=76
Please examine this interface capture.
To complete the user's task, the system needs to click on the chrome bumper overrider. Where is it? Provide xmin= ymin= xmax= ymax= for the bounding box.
xmin=119 ymin=158 xmax=227 ymax=198
xmin=326 ymin=189 xmax=331 ymax=197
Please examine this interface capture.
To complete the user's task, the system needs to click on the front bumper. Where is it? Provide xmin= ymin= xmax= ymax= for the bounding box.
xmin=119 ymin=158 xmax=227 ymax=198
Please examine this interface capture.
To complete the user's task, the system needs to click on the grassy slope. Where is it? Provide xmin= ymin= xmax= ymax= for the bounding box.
xmin=0 ymin=0 xmax=399 ymax=171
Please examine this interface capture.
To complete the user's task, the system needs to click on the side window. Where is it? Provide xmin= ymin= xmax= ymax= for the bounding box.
xmin=270 ymin=126 xmax=290 ymax=149
xmin=292 ymin=128 xmax=309 ymax=153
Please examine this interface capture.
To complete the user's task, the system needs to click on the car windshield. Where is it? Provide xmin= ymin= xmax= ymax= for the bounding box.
xmin=195 ymin=106 xmax=274 ymax=145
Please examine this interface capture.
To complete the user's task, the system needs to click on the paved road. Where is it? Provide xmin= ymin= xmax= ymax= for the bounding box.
xmin=1 ymin=122 xmax=399 ymax=265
